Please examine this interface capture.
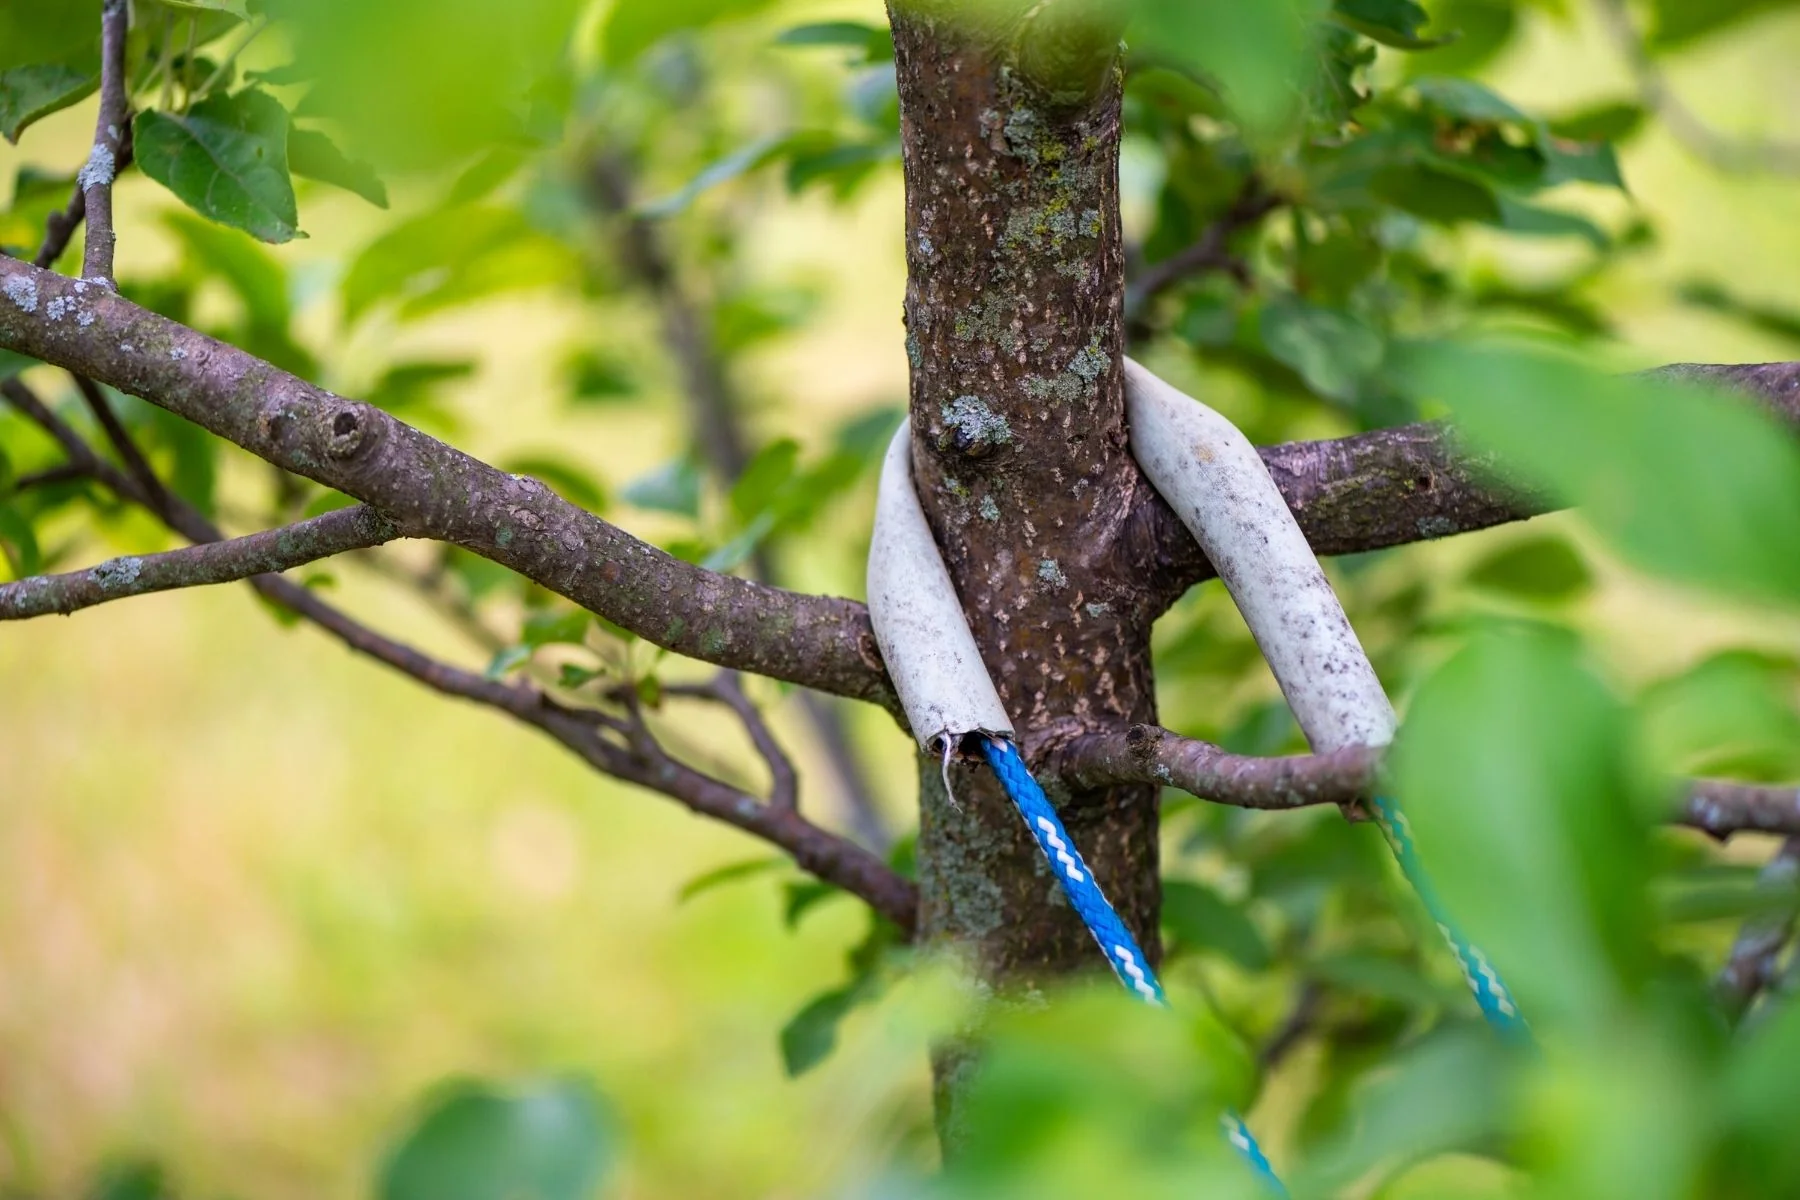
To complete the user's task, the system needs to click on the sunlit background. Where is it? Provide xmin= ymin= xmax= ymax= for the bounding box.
xmin=4 ymin=0 xmax=1800 ymax=1196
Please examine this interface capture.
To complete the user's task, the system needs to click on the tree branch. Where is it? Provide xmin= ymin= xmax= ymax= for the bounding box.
xmin=0 ymin=376 xmax=919 ymax=933
xmin=0 ymin=258 xmax=895 ymax=708
xmin=1135 ymin=362 xmax=1800 ymax=613
xmin=662 ymin=672 xmax=800 ymax=811
xmin=9 ymin=258 xmax=1800 ymax=722
xmin=1715 ymin=837 xmax=1800 ymax=1023
xmin=1594 ymin=0 xmax=1800 ymax=177
xmin=586 ymin=151 xmax=892 ymax=849
xmin=1054 ymin=722 xmax=1800 ymax=838
xmin=1124 ymin=180 xmax=1281 ymax=328
xmin=79 ymin=0 xmax=132 ymax=283
xmin=0 ymin=504 xmax=396 ymax=619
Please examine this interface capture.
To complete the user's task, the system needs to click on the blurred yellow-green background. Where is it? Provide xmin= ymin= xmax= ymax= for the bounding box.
xmin=5 ymin=0 xmax=1800 ymax=1196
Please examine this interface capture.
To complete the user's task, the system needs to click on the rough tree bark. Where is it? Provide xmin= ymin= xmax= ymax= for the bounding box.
xmin=889 ymin=1 xmax=1162 ymax=1130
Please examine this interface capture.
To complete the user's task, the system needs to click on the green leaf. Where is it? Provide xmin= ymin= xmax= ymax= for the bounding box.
xmin=1412 ymin=76 xmax=1528 ymax=124
xmin=1649 ymin=0 xmax=1792 ymax=50
xmin=700 ymin=510 xmax=776 ymax=573
xmin=366 ymin=360 xmax=478 ymax=413
xmin=1636 ymin=651 xmax=1800 ymax=781
xmin=1132 ymin=0 xmax=1323 ymax=138
xmin=378 ymin=1077 xmax=611 ymax=1200
xmin=1161 ymin=879 xmax=1271 ymax=969
xmin=729 ymin=438 xmax=800 ymax=522
xmin=1541 ymin=136 xmax=1625 ymax=190
xmin=621 ymin=459 xmax=701 ymax=518
xmin=636 ymin=133 xmax=791 ymax=218
xmin=0 ymin=166 xmax=74 ymax=255
xmin=287 ymin=126 xmax=388 ymax=207
xmin=0 ymin=62 xmax=97 ymax=143
xmin=779 ymin=985 xmax=864 ymax=1077
xmin=1372 ymin=162 xmax=1501 ymax=225
xmin=0 ymin=1 xmax=100 ymax=73
xmin=484 ymin=644 xmax=532 ymax=678
xmin=1391 ymin=625 xmax=1649 ymax=1029
xmin=155 ymin=0 xmax=251 ymax=17
xmin=500 ymin=454 xmax=606 ymax=513
xmin=83 ymin=1158 xmax=173 ymax=1200
xmin=521 ymin=609 xmax=589 ymax=649
xmin=448 ymin=147 xmax=529 ymax=206
xmin=1496 ymin=196 xmax=1610 ymax=250
xmin=266 ymin=0 xmax=580 ymax=169
xmin=0 ymin=348 xmax=38 ymax=381
xmin=602 ymin=0 xmax=777 ymax=66
xmin=133 ymin=90 xmax=299 ymax=243
xmin=563 ymin=349 xmax=637 ymax=405
xmin=1309 ymin=952 xmax=1469 ymax=1010
xmin=783 ymin=879 xmax=845 ymax=928
xmin=1465 ymin=535 xmax=1593 ymax=601
xmin=676 ymin=856 xmax=782 ymax=902
xmin=341 ymin=205 xmax=574 ymax=322
xmin=1330 ymin=0 xmax=1450 ymax=48
xmin=1548 ymin=101 xmax=1647 ymax=144
xmin=1400 ymin=0 xmax=1517 ymax=76
xmin=1258 ymin=295 xmax=1384 ymax=403
xmin=0 ymin=499 xmax=41 ymax=576
xmin=1398 ymin=341 xmax=1800 ymax=604
xmin=1679 ymin=280 xmax=1800 ymax=349
xmin=774 ymin=20 xmax=892 ymax=60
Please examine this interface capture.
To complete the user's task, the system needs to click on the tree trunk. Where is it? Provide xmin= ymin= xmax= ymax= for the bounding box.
xmin=888 ymin=1 xmax=1167 ymax=1137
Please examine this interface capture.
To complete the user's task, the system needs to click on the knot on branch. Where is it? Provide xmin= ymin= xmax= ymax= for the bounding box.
xmin=321 ymin=403 xmax=376 ymax=460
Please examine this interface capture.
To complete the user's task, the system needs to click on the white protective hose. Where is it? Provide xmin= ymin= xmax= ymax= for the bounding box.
xmin=866 ymin=422 xmax=1015 ymax=752
xmin=1124 ymin=358 xmax=1396 ymax=753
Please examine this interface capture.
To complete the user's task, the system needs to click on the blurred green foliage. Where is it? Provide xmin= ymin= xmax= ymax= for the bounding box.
xmin=5 ymin=0 xmax=1800 ymax=1196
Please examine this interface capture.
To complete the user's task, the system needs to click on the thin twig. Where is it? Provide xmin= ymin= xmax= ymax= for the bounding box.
xmin=0 ymin=505 xmax=397 ymax=619
xmin=1055 ymin=722 xmax=1800 ymax=838
xmin=587 ymin=149 xmax=891 ymax=846
xmin=72 ymin=374 xmax=170 ymax=516
xmin=1715 ymin=837 xmax=1800 ymax=1023
xmin=1593 ymin=0 xmax=1800 ymax=176
xmin=0 ymin=376 xmax=919 ymax=933
xmin=1125 ymin=180 xmax=1281 ymax=330
xmin=665 ymin=672 xmax=801 ymax=810
xmin=1259 ymin=981 xmax=1325 ymax=1070
xmin=12 ymin=463 xmax=88 ymax=491
xmin=79 ymin=0 xmax=132 ymax=284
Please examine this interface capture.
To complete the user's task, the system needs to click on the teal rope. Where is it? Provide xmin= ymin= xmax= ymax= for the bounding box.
xmin=1367 ymin=794 xmax=1529 ymax=1041
xmin=981 ymin=735 xmax=1288 ymax=1195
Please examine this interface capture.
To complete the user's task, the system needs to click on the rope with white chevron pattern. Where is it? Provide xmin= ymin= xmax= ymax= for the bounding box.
xmin=1367 ymin=794 xmax=1530 ymax=1040
xmin=981 ymin=735 xmax=1288 ymax=1195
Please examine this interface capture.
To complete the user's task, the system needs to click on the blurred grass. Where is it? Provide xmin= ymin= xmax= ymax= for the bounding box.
xmin=4 ymin=1 xmax=1800 ymax=1197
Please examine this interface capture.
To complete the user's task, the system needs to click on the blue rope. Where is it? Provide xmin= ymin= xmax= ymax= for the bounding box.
xmin=1366 ymin=795 xmax=1530 ymax=1042
xmin=980 ymin=736 xmax=1287 ymax=1195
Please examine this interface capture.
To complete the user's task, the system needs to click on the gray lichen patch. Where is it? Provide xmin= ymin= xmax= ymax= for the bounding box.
xmin=953 ymin=299 xmax=1020 ymax=353
xmin=3 ymin=275 xmax=38 ymax=313
xmin=1036 ymin=558 xmax=1068 ymax=588
xmin=92 ymin=556 xmax=142 ymax=588
xmin=1023 ymin=338 xmax=1110 ymax=407
xmin=77 ymin=144 xmax=115 ymax=191
xmin=941 ymin=396 xmax=1012 ymax=451
xmin=978 ymin=495 xmax=1001 ymax=522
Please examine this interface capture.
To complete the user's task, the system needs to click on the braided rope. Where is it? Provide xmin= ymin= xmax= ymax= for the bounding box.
xmin=981 ymin=736 xmax=1288 ymax=1195
xmin=1367 ymin=795 xmax=1529 ymax=1040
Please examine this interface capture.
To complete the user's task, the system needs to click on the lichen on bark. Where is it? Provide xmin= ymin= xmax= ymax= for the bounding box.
xmin=888 ymin=1 xmax=1163 ymax=1128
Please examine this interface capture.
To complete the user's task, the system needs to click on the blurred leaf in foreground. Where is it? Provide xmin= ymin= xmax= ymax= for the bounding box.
xmin=378 ymin=1077 xmax=611 ymax=1200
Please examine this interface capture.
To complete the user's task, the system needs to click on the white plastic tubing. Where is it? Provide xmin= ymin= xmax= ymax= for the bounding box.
xmin=1124 ymin=358 xmax=1396 ymax=754
xmin=867 ymin=423 xmax=1015 ymax=753
xmin=866 ymin=363 xmax=1394 ymax=763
